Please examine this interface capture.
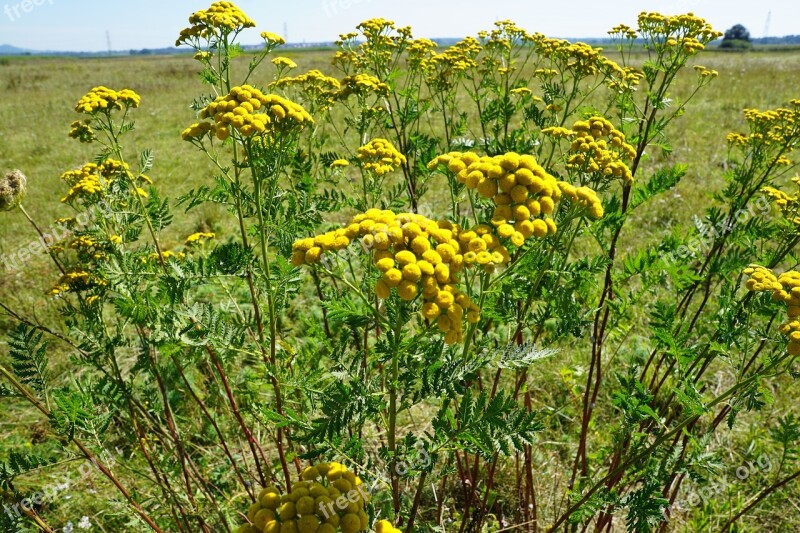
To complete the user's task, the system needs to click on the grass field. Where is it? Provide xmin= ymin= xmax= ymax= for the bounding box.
xmin=2 ymin=47 xmax=800 ymax=531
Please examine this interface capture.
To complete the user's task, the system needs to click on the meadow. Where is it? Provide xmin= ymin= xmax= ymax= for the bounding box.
xmin=2 ymin=12 xmax=800 ymax=532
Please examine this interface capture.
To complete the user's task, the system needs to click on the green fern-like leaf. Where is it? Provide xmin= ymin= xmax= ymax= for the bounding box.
xmin=7 ymin=325 xmax=49 ymax=397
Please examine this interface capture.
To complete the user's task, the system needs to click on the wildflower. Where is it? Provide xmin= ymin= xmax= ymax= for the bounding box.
xmin=357 ymin=139 xmax=406 ymax=176
xmin=261 ymin=31 xmax=286 ymax=45
xmin=68 ymin=120 xmax=94 ymax=143
xmin=240 ymin=462 xmax=370 ymax=533
xmin=59 ymin=160 xmax=130 ymax=204
xmin=0 ymin=169 xmax=27 ymax=211
xmin=185 ymin=232 xmax=216 ymax=245
xmin=744 ymin=265 xmax=800 ymax=355
xmin=75 ymin=87 xmax=140 ymax=114
xmin=330 ymin=159 xmax=350 ymax=168
xmin=48 ymin=270 xmax=101 ymax=296
xmin=293 ymin=209 xmax=482 ymax=344
xmin=190 ymin=84 xmax=313 ymax=141
xmin=176 ymin=1 xmax=255 ymax=45
xmin=429 ymin=151 xmax=582 ymax=252
xmin=338 ymin=74 xmax=390 ymax=99
xmin=272 ymin=56 xmax=297 ymax=69
xmin=566 ymin=116 xmax=636 ymax=184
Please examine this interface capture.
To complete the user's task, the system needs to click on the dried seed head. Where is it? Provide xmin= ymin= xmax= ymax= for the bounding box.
xmin=0 ymin=169 xmax=27 ymax=211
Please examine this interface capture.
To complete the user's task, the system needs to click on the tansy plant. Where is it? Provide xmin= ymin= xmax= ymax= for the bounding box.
xmin=3 ymin=3 xmax=800 ymax=533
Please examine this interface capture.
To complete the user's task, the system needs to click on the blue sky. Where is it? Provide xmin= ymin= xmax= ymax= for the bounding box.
xmin=0 ymin=0 xmax=798 ymax=52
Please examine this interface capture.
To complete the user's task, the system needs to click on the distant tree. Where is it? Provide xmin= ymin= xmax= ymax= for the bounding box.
xmin=720 ymin=24 xmax=753 ymax=49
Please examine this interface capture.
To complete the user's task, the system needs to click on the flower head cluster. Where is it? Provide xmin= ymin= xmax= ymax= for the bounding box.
xmin=68 ymin=120 xmax=95 ymax=143
xmin=530 ymin=36 xmax=622 ymax=79
xmin=693 ymin=65 xmax=719 ymax=78
xmin=185 ymin=232 xmax=216 ymax=246
xmin=185 ymin=84 xmax=313 ymax=141
xmin=740 ymin=102 xmax=800 ymax=148
xmin=69 ymin=235 xmax=107 ymax=261
xmin=176 ymin=1 xmax=255 ymax=45
xmin=636 ymin=12 xmax=722 ymax=51
xmin=609 ymin=24 xmax=638 ymax=40
xmin=420 ymin=37 xmax=482 ymax=91
xmin=0 ymin=169 xmax=27 ymax=212
xmin=430 ymin=152 xmax=576 ymax=251
xmin=272 ymin=56 xmax=297 ymax=70
xmin=75 ymin=87 xmax=140 ymax=114
xmin=357 ymin=139 xmax=406 ymax=176
xmin=406 ymin=38 xmax=437 ymax=67
xmin=337 ymin=74 xmax=390 ymax=99
xmin=480 ymin=20 xmax=531 ymax=51
xmin=761 ymin=177 xmax=800 ymax=225
xmin=607 ymin=66 xmax=646 ymax=93
xmin=48 ymin=270 xmax=105 ymax=297
xmin=565 ymin=117 xmax=636 ymax=183
xmin=292 ymin=210 xmax=481 ymax=344
xmin=261 ymin=31 xmax=285 ymax=45
xmin=239 ymin=462 xmax=369 ymax=533
xmin=272 ymin=70 xmax=341 ymax=110
xmin=374 ymin=521 xmax=402 ymax=533
xmin=60 ymin=159 xmax=130 ymax=204
xmin=744 ymin=265 xmax=800 ymax=355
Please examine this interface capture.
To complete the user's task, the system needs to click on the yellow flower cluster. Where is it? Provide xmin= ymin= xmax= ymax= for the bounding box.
xmin=70 ymin=235 xmax=105 ymax=260
xmin=60 ymin=159 xmax=129 ymax=203
xmin=68 ymin=120 xmax=94 ymax=143
xmin=185 ymin=232 xmax=216 ymax=245
xmin=374 ymin=520 xmax=402 ymax=533
xmin=272 ymin=56 xmax=297 ymax=69
xmin=609 ymin=24 xmax=638 ymax=39
xmin=185 ymin=85 xmax=313 ymax=141
xmin=558 ymin=182 xmax=605 ymax=220
xmin=762 ymin=177 xmax=800 ymax=225
xmin=238 ymin=462 xmax=369 ymax=533
xmin=357 ymin=17 xmax=396 ymax=39
xmin=177 ymin=1 xmax=255 ymax=44
xmin=744 ymin=265 xmax=800 ymax=355
xmin=429 ymin=151 xmax=565 ymax=248
xmin=75 ymin=87 xmax=140 ymax=114
xmin=330 ymin=159 xmax=350 ymax=168
xmin=531 ymin=36 xmax=621 ymax=79
xmin=566 ymin=117 xmax=636 ymax=183
xmin=636 ymin=12 xmax=722 ymax=46
xmin=406 ymin=38 xmax=437 ymax=67
xmin=274 ymin=70 xmax=341 ymax=93
xmin=292 ymin=210 xmax=481 ymax=344
xmin=261 ymin=31 xmax=286 ymax=45
xmin=272 ymin=70 xmax=341 ymax=110
xmin=742 ymin=102 xmax=800 ymax=147
xmin=338 ymin=74 xmax=390 ymax=99
xmin=693 ymin=65 xmax=719 ymax=78
xmin=147 ymin=250 xmax=186 ymax=263
xmin=357 ymin=139 xmax=406 ymax=176
xmin=48 ymin=270 xmax=103 ymax=297
xmin=607 ymin=67 xmax=645 ymax=92
xmin=420 ymin=37 xmax=482 ymax=91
